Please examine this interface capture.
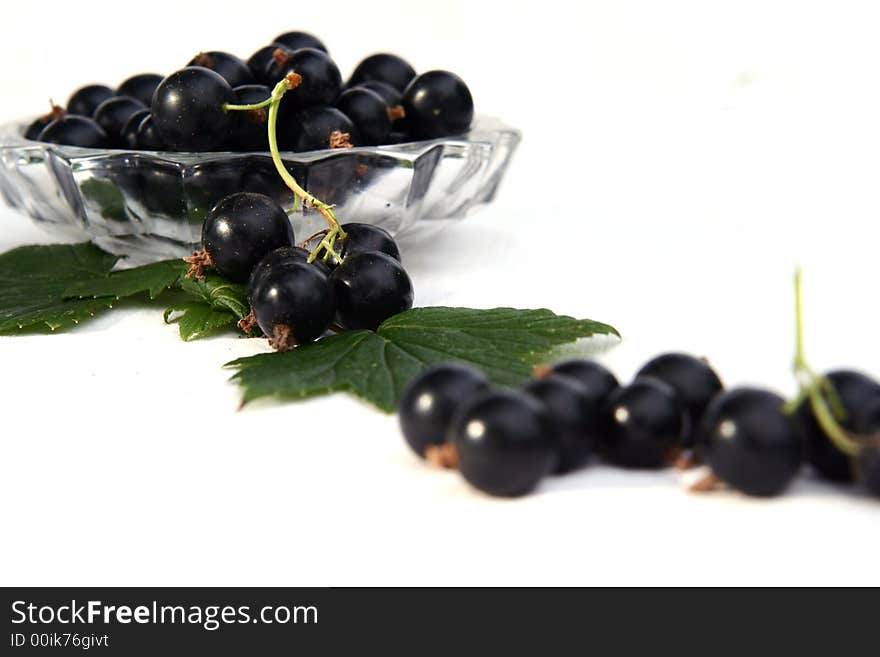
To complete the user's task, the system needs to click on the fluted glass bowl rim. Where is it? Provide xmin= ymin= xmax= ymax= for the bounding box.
xmin=0 ymin=114 xmax=521 ymax=163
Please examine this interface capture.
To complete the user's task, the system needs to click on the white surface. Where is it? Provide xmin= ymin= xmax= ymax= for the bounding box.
xmin=1 ymin=0 xmax=879 ymax=586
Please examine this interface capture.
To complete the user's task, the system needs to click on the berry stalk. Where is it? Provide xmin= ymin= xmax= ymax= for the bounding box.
xmin=790 ymin=268 xmax=860 ymax=456
xmin=224 ymin=73 xmax=348 ymax=263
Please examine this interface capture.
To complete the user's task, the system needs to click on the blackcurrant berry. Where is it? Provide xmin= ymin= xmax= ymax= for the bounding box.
xmin=794 ymin=370 xmax=880 ymax=482
xmin=251 ymin=261 xmax=336 ymax=346
xmin=93 ymin=96 xmax=147 ymax=147
xmin=248 ymin=246 xmax=330 ymax=297
xmin=117 ymin=73 xmax=164 ymax=107
xmin=601 ymin=378 xmax=687 ymax=468
xmin=202 ymin=192 xmax=294 ymax=283
xmin=151 ymin=67 xmax=235 ymax=151
xmin=135 ymin=114 xmax=167 ymax=151
xmin=188 ymin=51 xmax=253 ymax=88
xmin=273 ymin=31 xmax=327 ymax=53
xmin=855 ymin=406 xmax=880 ymax=497
xmin=229 ymin=84 xmax=271 ymax=151
xmin=402 ymin=70 xmax=473 ymax=139
xmin=120 ymin=108 xmax=151 ymax=149
xmin=336 ymin=87 xmax=392 ymax=146
xmin=399 ymin=363 xmax=490 ymax=460
xmin=352 ymin=80 xmax=402 ymax=107
xmin=856 ymin=446 xmax=880 ymax=498
xmin=347 ymin=53 xmax=416 ymax=92
xmin=265 ymin=48 xmax=341 ymax=112
xmin=329 ymin=251 xmax=413 ymax=330
xmin=698 ymin=388 xmax=804 ymax=497
xmin=38 ymin=116 xmax=109 ymax=148
xmin=386 ymin=130 xmax=411 ymax=144
xmin=451 ymin=389 xmax=557 ymax=497
xmin=522 ymin=375 xmax=599 ymax=473
xmin=24 ymin=105 xmax=65 ymax=141
xmin=247 ymin=44 xmax=284 ymax=84
xmin=67 ymin=84 xmax=114 ymax=117
xmin=282 ymin=106 xmax=358 ymax=152
xmin=635 ymin=353 xmax=723 ymax=447
xmin=331 ymin=223 xmax=400 ymax=265
xmin=544 ymin=359 xmax=620 ymax=407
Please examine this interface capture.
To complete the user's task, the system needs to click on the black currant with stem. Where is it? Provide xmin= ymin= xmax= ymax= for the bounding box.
xmin=222 ymin=72 xmax=348 ymax=263
xmin=786 ymin=269 xmax=880 ymax=493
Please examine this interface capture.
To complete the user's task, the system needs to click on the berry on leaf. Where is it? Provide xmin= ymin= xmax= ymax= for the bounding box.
xmin=329 ymin=251 xmax=413 ymax=331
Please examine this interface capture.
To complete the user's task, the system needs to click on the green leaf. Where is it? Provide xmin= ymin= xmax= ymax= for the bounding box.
xmin=164 ymin=303 xmax=237 ymax=341
xmin=226 ymin=307 xmax=620 ymax=412
xmin=0 ymin=242 xmax=190 ymax=333
xmin=178 ymin=274 xmax=249 ymax=319
xmin=0 ymin=243 xmax=120 ymax=332
xmin=64 ymin=259 xmax=188 ymax=300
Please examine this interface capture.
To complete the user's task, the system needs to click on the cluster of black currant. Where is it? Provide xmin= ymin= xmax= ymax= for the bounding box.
xmin=25 ymin=30 xmax=474 ymax=152
xmin=192 ymin=190 xmax=413 ymax=350
xmin=399 ymin=347 xmax=880 ymax=499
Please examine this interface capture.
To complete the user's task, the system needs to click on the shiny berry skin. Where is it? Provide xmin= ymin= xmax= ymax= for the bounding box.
xmin=24 ymin=106 xmax=65 ymax=141
xmin=248 ymin=246 xmax=329 ymax=296
xmin=273 ymin=31 xmax=327 ymax=53
xmin=266 ymin=48 xmax=341 ymax=112
xmin=698 ymin=388 xmax=804 ymax=497
xmin=229 ymin=84 xmax=271 ymax=151
xmin=282 ymin=106 xmax=358 ymax=152
xmin=117 ymin=73 xmax=163 ymax=107
xmin=251 ymin=262 xmax=336 ymax=345
xmin=522 ymin=375 xmax=599 ymax=473
xmin=151 ymin=67 xmax=235 ymax=151
xmin=135 ymin=114 xmax=166 ymax=151
xmin=856 ymin=447 xmax=880 ymax=498
xmin=402 ymin=70 xmax=473 ymax=139
xmin=399 ymin=364 xmax=490 ymax=459
xmin=120 ymin=108 xmax=151 ymax=149
xmin=794 ymin=370 xmax=880 ymax=482
xmin=93 ymin=96 xmax=147 ymax=146
xmin=67 ymin=84 xmax=114 ymax=117
xmin=451 ymin=389 xmax=557 ymax=497
xmin=353 ymin=80 xmax=402 ymax=107
xmin=856 ymin=405 xmax=880 ymax=497
xmin=247 ymin=44 xmax=284 ymax=84
xmin=188 ymin=51 xmax=253 ymax=88
xmin=329 ymin=252 xmax=413 ymax=330
xmin=635 ymin=353 xmax=723 ymax=447
xmin=546 ymin=359 xmax=620 ymax=406
xmin=38 ymin=116 xmax=109 ymax=148
xmin=336 ymin=87 xmax=392 ymax=146
xmin=330 ymin=223 xmax=400 ymax=265
xmin=601 ymin=378 xmax=687 ymax=468
xmin=347 ymin=53 xmax=416 ymax=92
xmin=202 ymin=192 xmax=294 ymax=283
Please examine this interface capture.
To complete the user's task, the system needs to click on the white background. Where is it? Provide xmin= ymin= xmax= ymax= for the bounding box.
xmin=1 ymin=0 xmax=879 ymax=586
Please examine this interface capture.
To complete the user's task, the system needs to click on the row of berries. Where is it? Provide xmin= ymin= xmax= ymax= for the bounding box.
xmin=399 ymin=354 xmax=880 ymax=498
xmin=25 ymin=30 xmax=473 ymax=153
xmin=193 ymin=191 xmax=413 ymax=350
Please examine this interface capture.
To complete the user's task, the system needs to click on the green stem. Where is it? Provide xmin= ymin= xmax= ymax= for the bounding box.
xmin=223 ymin=98 xmax=274 ymax=112
xmin=264 ymin=79 xmax=347 ymax=242
xmin=225 ymin=77 xmax=347 ymax=255
xmin=791 ymin=268 xmax=859 ymax=456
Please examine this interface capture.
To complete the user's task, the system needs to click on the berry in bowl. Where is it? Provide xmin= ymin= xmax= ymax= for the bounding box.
xmin=0 ymin=32 xmax=520 ymax=263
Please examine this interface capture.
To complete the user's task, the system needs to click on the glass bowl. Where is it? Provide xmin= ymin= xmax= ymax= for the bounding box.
xmin=0 ymin=116 xmax=520 ymax=263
